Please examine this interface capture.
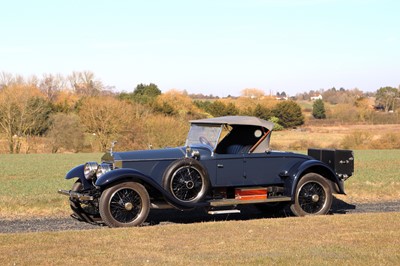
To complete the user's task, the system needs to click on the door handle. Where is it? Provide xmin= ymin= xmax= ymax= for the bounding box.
xmin=217 ymin=164 xmax=224 ymax=168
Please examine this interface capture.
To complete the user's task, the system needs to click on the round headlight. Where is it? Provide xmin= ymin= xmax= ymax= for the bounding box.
xmin=84 ymin=162 xmax=98 ymax=180
xmin=96 ymin=163 xmax=112 ymax=179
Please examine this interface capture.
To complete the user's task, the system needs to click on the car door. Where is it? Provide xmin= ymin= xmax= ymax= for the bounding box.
xmin=243 ymin=152 xmax=304 ymax=186
xmin=215 ymin=154 xmax=245 ymax=186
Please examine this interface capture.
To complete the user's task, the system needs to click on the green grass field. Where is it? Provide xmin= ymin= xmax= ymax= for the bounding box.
xmin=0 ymin=150 xmax=399 ymax=219
xmin=344 ymin=150 xmax=400 ymax=202
xmin=0 ymin=153 xmax=101 ymax=218
xmin=0 ymin=151 xmax=399 ymax=265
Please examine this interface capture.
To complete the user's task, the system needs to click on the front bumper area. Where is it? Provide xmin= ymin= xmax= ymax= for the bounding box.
xmin=58 ymin=189 xmax=94 ymax=201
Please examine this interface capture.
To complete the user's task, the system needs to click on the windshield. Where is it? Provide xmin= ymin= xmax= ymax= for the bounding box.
xmin=185 ymin=124 xmax=223 ymax=149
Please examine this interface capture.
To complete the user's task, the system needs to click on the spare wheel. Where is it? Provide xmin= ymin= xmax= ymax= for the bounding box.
xmin=162 ymin=158 xmax=210 ymax=203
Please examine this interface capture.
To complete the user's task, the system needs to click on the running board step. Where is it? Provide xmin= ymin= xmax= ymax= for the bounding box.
xmin=208 ymin=209 xmax=241 ymax=215
xmin=208 ymin=197 xmax=292 ymax=207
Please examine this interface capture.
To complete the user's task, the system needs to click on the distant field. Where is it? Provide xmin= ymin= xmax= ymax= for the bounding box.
xmin=0 ymin=150 xmax=399 ymax=219
xmin=272 ymin=124 xmax=400 ymax=150
xmin=1 ymin=213 xmax=399 ymax=265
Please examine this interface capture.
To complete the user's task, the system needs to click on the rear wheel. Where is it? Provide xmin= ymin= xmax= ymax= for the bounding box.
xmin=99 ymin=182 xmax=150 ymax=227
xmin=290 ymin=173 xmax=332 ymax=216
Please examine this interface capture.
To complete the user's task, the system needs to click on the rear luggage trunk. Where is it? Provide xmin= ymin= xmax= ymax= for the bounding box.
xmin=308 ymin=148 xmax=354 ymax=180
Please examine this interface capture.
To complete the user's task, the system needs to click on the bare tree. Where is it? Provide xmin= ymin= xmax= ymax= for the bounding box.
xmin=241 ymin=88 xmax=265 ymax=99
xmin=375 ymin=86 xmax=399 ymax=112
xmin=39 ymin=73 xmax=66 ymax=101
xmin=0 ymin=72 xmax=14 ymax=89
xmin=26 ymin=75 xmax=39 ymax=87
xmin=68 ymin=71 xmax=104 ymax=96
xmin=0 ymin=84 xmax=49 ymax=153
xmin=46 ymin=113 xmax=84 ymax=153
xmin=78 ymin=96 xmax=135 ymax=151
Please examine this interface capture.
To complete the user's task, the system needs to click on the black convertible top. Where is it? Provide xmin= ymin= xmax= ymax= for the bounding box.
xmin=190 ymin=116 xmax=274 ymax=130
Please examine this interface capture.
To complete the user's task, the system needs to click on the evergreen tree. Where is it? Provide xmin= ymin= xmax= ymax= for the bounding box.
xmin=207 ymin=101 xmax=239 ymax=117
xmin=312 ymin=99 xmax=326 ymax=119
xmin=253 ymin=104 xmax=272 ymax=120
xmin=272 ymin=101 xmax=304 ymax=128
xmin=132 ymin=83 xmax=161 ymax=104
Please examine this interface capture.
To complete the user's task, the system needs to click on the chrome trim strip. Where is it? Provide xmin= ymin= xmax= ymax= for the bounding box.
xmin=208 ymin=209 xmax=241 ymax=215
xmin=116 ymin=158 xmax=178 ymax=163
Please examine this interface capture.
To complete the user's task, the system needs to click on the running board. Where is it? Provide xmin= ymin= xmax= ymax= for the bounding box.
xmin=208 ymin=197 xmax=292 ymax=207
xmin=150 ymin=202 xmax=174 ymax=209
xmin=208 ymin=209 xmax=241 ymax=215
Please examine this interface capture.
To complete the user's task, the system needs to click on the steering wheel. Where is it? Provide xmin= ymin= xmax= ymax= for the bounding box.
xmin=199 ymin=136 xmax=212 ymax=147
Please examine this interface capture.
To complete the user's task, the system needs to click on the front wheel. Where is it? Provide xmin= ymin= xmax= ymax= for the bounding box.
xmin=99 ymin=182 xmax=150 ymax=227
xmin=290 ymin=173 xmax=332 ymax=216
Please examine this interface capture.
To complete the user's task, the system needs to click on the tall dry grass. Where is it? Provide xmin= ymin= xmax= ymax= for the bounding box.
xmin=341 ymin=131 xmax=400 ymax=150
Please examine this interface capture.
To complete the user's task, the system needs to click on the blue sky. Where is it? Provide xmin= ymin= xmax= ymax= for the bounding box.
xmin=1 ymin=0 xmax=399 ymax=96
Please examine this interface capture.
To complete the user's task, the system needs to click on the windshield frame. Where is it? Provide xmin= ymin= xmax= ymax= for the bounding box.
xmin=185 ymin=123 xmax=224 ymax=151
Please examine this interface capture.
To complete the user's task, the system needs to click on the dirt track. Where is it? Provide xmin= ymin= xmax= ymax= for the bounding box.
xmin=1 ymin=199 xmax=399 ymax=234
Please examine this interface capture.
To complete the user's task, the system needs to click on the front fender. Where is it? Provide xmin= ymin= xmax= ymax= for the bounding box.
xmin=65 ymin=164 xmax=93 ymax=189
xmin=95 ymin=168 xmax=152 ymax=187
xmin=286 ymin=160 xmax=345 ymax=199
xmin=95 ymin=168 xmax=208 ymax=210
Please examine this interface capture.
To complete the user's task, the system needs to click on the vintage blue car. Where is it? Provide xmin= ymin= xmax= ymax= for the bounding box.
xmin=59 ymin=116 xmax=354 ymax=227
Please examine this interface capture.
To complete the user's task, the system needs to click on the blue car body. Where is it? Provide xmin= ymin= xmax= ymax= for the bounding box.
xmin=59 ymin=116 xmax=354 ymax=227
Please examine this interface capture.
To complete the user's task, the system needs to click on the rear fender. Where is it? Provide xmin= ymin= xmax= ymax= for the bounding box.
xmin=286 ymin=160 xmax=345 ymax=200
xmin=95 ymin=168 xmax=208 ymax=210
xmin=65 ymin=164 xmax=93 ymax=189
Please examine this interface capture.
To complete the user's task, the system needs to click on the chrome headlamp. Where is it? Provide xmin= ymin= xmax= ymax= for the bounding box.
xmin=96 ymin=163 xmax=112 ymax=178
xmin=84 ymin=162 xmax=99 ymax=180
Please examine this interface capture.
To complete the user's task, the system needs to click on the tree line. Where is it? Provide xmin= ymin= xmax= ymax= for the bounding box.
xmin=0 ymin=71 xmax=398 ymax=154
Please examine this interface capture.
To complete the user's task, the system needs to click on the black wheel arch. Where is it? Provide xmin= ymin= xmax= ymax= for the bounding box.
xmin=287 ymin=160 xmax=345 ymax=201
xmin=65 ymin=164 xmax=93 ymax=190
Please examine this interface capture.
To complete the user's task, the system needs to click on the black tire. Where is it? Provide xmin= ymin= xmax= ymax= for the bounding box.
xmin=99 ymin=182 xmax=150 ymax=227
xmin=290 ymin=173 xmax=333 ymax=216
xmin=163 ymin=158 xmax=210 ymax=203
xmin=69 ymin=180 xmax=99 ymax=222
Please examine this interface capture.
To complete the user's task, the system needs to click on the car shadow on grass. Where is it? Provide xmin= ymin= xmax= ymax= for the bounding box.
xmin=144 ymin=197 xmax=357 ymax=226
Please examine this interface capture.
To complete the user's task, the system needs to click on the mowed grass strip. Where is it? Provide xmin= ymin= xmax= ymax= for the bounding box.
xmin=1 ymin=212 xmax=399 ymax=265
xmin=0 ymin=150 xmax=399 ymax=218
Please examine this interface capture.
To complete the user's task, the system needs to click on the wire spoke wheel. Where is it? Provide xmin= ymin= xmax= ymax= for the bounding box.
xmin=171 ymin=166 xmax=203 ymax=201
xmin=99 ymin=182 xmax=150 ymax=227
xmin=163 ymin=158 xmax=210 ymax=204
xmin=291 ymin=173 xmax=332 ymax=216
xmin=298 ymin=182 xmax=326 ymax=214
xmin=109 ymin=188 xmax=142 ymax=223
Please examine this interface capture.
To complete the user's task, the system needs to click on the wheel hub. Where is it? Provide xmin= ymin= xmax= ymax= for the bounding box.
xmin=311 ymin=194 xmax=320 ymax=202
xmin=185 ymin=180 xmax=195 ymax=189
xmin=124 ymin=202 xmax=134 ymax=211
